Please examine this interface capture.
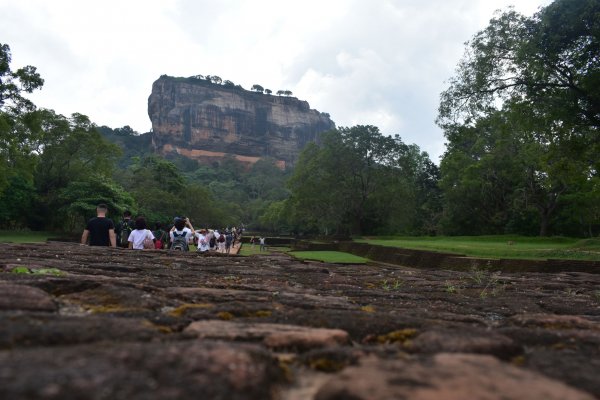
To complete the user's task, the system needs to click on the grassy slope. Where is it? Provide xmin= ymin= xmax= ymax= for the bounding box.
xmin=356 ymin=235 xmax=600 ymax=261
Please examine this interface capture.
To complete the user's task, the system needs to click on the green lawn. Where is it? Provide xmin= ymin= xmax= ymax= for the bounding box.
xmin=356 ymin=235 xmax=600 ymax=261
xmin=239 ymin=245 xmax=291 ymax=256
xmin=0 ymin=231 xmax=53 ymax=243
xmin=289 ymin=251 xmax=369 ymax=264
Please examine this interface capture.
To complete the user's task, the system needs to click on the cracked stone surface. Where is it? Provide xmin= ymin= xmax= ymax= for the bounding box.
xmin=1 ymin=242 xmax=599 ymax=399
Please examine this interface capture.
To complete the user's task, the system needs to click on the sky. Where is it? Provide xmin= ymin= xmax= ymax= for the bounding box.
xmin=1 ymin=0 xmax=551 ymax=163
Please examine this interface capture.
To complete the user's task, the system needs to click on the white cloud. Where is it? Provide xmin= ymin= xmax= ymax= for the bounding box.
xmin=0 ymin=0 xmax=551 ymax=162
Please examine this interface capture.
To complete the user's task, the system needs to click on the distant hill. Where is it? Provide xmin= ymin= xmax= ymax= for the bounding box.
xmin=96 ymin=126 xmax=153 ymax=168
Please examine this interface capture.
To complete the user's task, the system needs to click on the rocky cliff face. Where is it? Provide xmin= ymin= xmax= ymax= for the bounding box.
xmin=148 ymin=76 xmax=335 ymax=168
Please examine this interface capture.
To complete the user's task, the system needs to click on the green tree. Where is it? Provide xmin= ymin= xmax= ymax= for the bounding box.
xmin=0 ymin=175 xmax=37 ymax=229
xmin=259 ymin=200 xmax=287 ymax=232
xmin=0 ymin=43 xmax=44 ymax=113
xmin=35 ymin=112 xmax=121 ymax=196
xmin=57 ymin=175 xmax=136 ymax=232
xmin=33 ymin=112 xmax=123 ymax=229
xmin=288 ymin=126 xmax=436 ymax=235
xmin=0 ymin=43 xmax=44 ymax=196
xmin=251 ymin=84 xmax=264 ymax=93
xmin=438 ymin=1 xmax=600 ymax=132
xmin=438 ymin=0 xmax=600 ymax=236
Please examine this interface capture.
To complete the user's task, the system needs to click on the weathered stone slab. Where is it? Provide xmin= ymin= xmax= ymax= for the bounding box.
xmin=185 ymin=320 xmax=349 ymax=349
xmin=0 ymin=341 xmax=280 ymax=400
xmin=0 ymin=283 xmax=56 ymax=311
xmin=407 ymin=328 xmax=521 ymax=359
xmin=0 ymin=314 xmax=160 ymax=348
xmin=314 ymin=353 xmax=595 ymax=400
xmin=1 ymin=241 xmax=600 ymax=398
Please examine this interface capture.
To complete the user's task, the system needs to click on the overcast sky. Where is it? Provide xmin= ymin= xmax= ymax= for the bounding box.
xmin=1 ymin=0 xmax=551 ymax=162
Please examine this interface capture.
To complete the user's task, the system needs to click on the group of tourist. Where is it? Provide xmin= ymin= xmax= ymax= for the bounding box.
xmin=81 ymin=204 xmax=244 ymax=253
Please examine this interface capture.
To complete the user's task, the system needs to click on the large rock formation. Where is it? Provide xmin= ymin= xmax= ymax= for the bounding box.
xmin=148 ymin=76 xmax=335 ymax=168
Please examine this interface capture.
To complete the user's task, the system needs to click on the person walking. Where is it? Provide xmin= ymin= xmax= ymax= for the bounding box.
xmin=259 ymin=237 xmax=266 ymax=252
xmin=116 ymin=210 xmax=134 ymax=248
xmin=169 ymin=217 xmax=194 ymax=251
xmin=153 ymin=222 xmax=168 ymax=249
xmin=127 ymin=217 xmax=155 ymax=250
xmin=195 ymin=229 xmax=210 ymax=253
xmin=81 ymin=204 xmax=116 ymax=247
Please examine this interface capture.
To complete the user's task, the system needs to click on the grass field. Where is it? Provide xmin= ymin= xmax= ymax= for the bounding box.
xmin=0 ymin=231 xmax=53 ymax=243
xmin=239 ymin=245 xmax=291 ymax=256
xmin=289 ymin=251 xmax=369 ymax=264
xmin=356 ymin=235 xmax=600 ymax=261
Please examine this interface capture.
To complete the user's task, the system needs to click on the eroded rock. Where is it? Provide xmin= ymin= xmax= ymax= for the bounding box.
xmin=314 ymin=353 xmax=595 ymax=400
xmin=1 ymin=242 xmax=599 ymax=399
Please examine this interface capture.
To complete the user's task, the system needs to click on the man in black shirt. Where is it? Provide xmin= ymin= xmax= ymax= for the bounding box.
xmin=81 ymin=204 xmax=116 ymax=247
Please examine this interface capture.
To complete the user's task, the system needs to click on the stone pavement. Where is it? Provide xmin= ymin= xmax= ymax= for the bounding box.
xmin=0 ymin=241 xmax=599 ymax=399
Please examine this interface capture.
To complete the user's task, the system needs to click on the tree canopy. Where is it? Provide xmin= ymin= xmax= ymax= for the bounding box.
xmin=438 ymin=0 xmax=600 ymax=236
xmin=287 ymin=126 xmax=440 ymax=235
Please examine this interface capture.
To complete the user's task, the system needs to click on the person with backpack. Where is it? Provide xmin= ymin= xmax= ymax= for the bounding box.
xmin=216 ymin=230 xmax=226 ymax=252
xmin=128 ymin=217 xmax=155 ymax=250
xmin=116 ymin=210 xmax=134 ymax=248
xmin=170 ymin=217 xmax=194 ymax=251
xmin=153 ymin=222 xmax=168 ymax=249
xmin=225 ymin=230 xmax=233 ymax=254
xmin=208 ymin=230 xmax=216 ymax=251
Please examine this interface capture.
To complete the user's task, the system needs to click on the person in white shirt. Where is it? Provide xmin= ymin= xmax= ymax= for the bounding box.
xmin=259 ymin=237 xmax=266 ymax=251
xmin=128 ymin=217 xmax=155 ymax=250
xmin=195 ymin=229 xmax=210 ymax=253
xmin=169 ymin=217 xmax=194 ymax=251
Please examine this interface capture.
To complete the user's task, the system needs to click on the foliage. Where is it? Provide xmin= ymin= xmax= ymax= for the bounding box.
xmin=182 ymin=156 xmax=291 ymax=230
xmin=287 ymin=125 xmax=440 ymax=235
xmin=31 ymin=112 xmax=123 ymax=230
xmin=97 ymin=125 xmax=153 ymax=168
xmin=438 ymin=0 xmax=600 ymax=236
xmin=0 ymin=43 xmax=44 ymax=197
xmin=0 ymin=43 xmax=44 ymax=114
xmin=0 ymin=175 xmax=37 ymax=229
xmin=57 ymin=175 xmax=136 ymax=232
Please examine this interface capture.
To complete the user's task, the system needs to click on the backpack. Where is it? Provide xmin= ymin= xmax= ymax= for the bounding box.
xmin=119 ymin=220 xmax=133 ymax=247
xmin=218 ymin=235 xmax=225 ymax=243
xmin=153 ymin=229 xmax=167 ymax=249
xmin=143 ymin=231 xmax=154 ymax=249
xmin=170 ymin=230 xmax=189 ymax=251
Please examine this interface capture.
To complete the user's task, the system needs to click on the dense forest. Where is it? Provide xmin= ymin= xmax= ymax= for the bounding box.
xmin=0 ymin=0 xmax=598 ymax=237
